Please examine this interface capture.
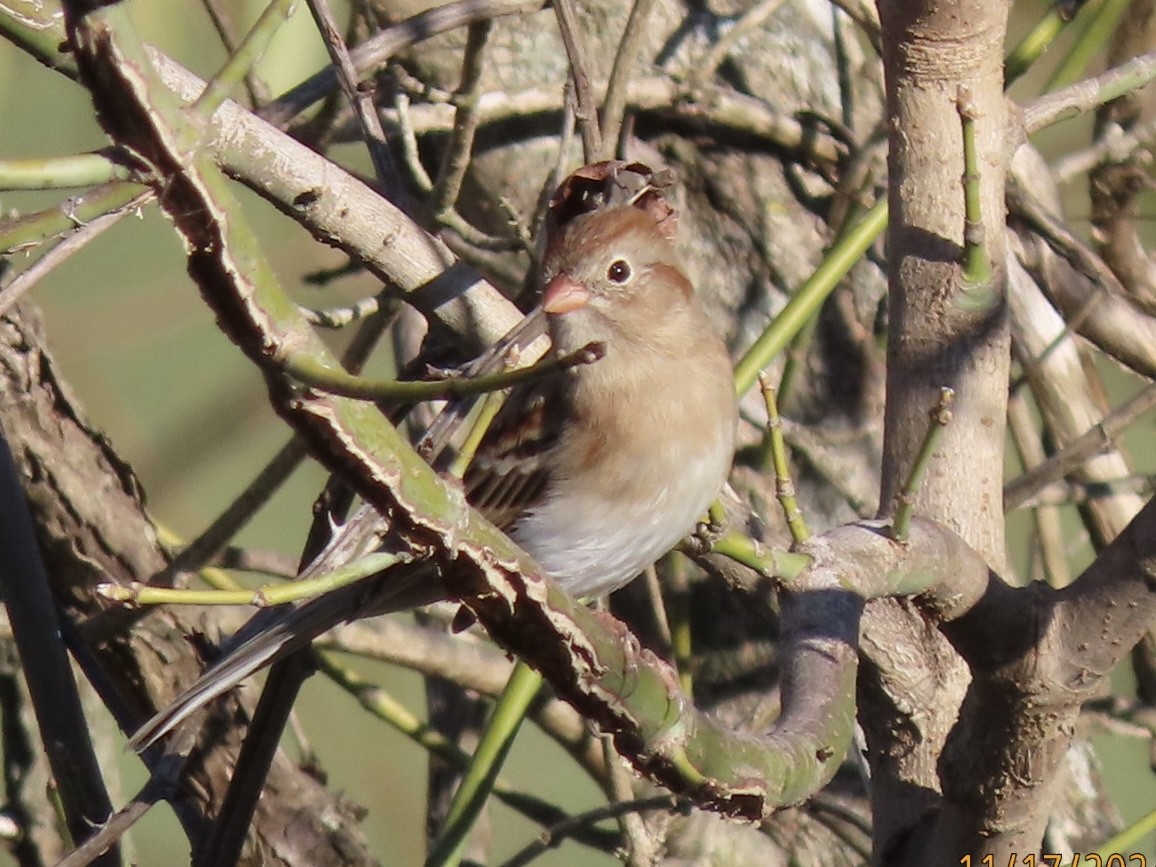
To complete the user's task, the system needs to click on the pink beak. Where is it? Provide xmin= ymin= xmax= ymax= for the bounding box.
xmin=541 ymin=274 xmax=590 ymax=314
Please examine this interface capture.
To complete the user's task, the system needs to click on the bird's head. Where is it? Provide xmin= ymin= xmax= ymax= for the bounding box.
xmin=539 ymin=205 xmax=694 ymax=356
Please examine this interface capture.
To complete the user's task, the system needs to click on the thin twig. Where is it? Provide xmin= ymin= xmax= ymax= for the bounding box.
xmin=0 ymin=190 xmax=151 ymax=317
xmin=601 ymin=733 xmax=658 ymax=866
xmin=313 ymin=650 xmax=619 ymax=853
xmin=693 ymin=530 xmax=810 ymax=584
xmin=395 ymin=58 xmax=521 ymax=252
xmin=760 ymin=375 xmax=810 ymax=543
xmin=1044 ymin=0 xmax=1131 ymax=92
xmin=392 ymin=65 xmax=456 ymax=104
xmin=304 ymin=0 xmax=399 ymax=198
xmin=199 ymin=0 xmax=270 ymax=106
xmin=394 ymin=89 xmax=435 ymax=192
xmin=832 ymin=3 xmax=856 ymax=129
xmin=1005 ymin=0 xmax=1072 ymax=86
xmin=432 ymin=20 xmax=493 ymax=217
xmin=156 ymin=436 xmax=307 ymax=584
xmin=302 ymin=257 xmax=363 ymax=286
xmin=263 ymin=0 xmax=547 ymax=125
xmin=662 ymin=556 xmax=693 ymax=697
xmin=734 ymin=201 xmax=887 ymax=394
xmin=696 ymin=0 xmax=789 ymax=86
xmin=890 ymin=388 xmax=955 ymax=541
xmin=1009 ymin=178 xmax=1130 ymax=329
xmin=447 ymin=387 xmax=508 ymax=479
xmin=0 ymin=152 xmax=131 ymax=189
xmin=552 ymin=0 xmax=604 ymax=160
xmin=439 ymin=209 xmax=522 ymax=252
xmin=495 ymin=195 xmax=537 ymax=258
xmin=193 ymin=0 xmax=294 ymax=119
xmin=600 ymin=0 xmax=657 ymax=160
xmin=499 ymin=795 xmax=684 ymax=867
xmin=1004 ymin=382 xmax=1156 ymax=511
xmin=1011 ymin=474 xmax=1155 ymax=508
xmin=642 ymin=563 xmax=673 ymax=652
xmin=370 ymin=75 xmax=845 ymax=168
xmin=826 ymin=0 xmax=881 ymax=53
xmin=300 ymin=293 xmax=388 ymax=328
xmin=1007 ymin=392 xmax=1072 ymax=586
xmin=155 ymin=299 xmax=397 ymax=586
xmin=424 ymin=663 xmax=544 ymax=867
xmin=0 ymin=181 xmax=149 ymax=256
xmin=283 ymin=340 xmax=603 ymax=404
xmin=528 ymin=83 xmax=578 ymax=247
xmin=338 ymin=297 xmax=399 ymax=372
xmin=957 ymin=86 xmax=993 ymax=303
xmin=1054 ymin=113 xmax=1156 ymax=181
xmin=1023 ymin=47 xmax=1156 ymax=134
xmin=54 ymin=755 xmax=184 ymax=867
xmin=199 ymin=651 xmax=315 ymax=866
xmin=101 ymin=551 xmax=405 ymax=608
xmin=1008 ymin=176 xmax=1156 ymax=379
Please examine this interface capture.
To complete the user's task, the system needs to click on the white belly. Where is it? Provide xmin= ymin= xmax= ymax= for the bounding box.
xmin=510 ymin=444 xmax=729 ymax=599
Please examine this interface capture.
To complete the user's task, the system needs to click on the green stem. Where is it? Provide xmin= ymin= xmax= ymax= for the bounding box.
xmin=760 ymin=376 xmax=810 ymax=543
xmin=0 ymin=154 xmax=131 ymax=190
xmin=154 ymin=523 xmax=245 ymax=592
xmin=424 ymin=661 xmax=544 ymax=867
xmin=0 ymin=182 xmax=151 ymax=255
xmin=448 ymin=387 xmax=508 ymax=479
xmin=699 ymin=530 xmax=812 ymax=582
xmin=668 ymin=557 xmax=694 ymax=699
xmin=733 ymin=200 xmax=888 ymax=396
xmin=1047 ymin=0 xmax=1129 ymax=91
xmin=193 ymin=0 xmax=296 ymax=118
xmin=316 ymin=650 xmax=620 ymax=855
xmin=957 ymin=88 xmax=993 ymax=309
xmin=890 ymin=388 xmax=954 ymax=541
xmin=316 ymin=650 xmax=475 ymax=764
xmin=282 ymin=342 xmax=601 ymax=403
xmin=1082 ymin=806 xmax=1156 ymax=863
xmin=98 ymin=550 xmax=401 ymax=607
xmin=1005 ymin=1 xmax=1077 ymax=85
xmin=0 ymin=9 xmax=78 ymax=76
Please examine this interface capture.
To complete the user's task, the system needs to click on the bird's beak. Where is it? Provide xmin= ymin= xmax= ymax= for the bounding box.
xmin=541 ymin=274 xmax=590 ymax=314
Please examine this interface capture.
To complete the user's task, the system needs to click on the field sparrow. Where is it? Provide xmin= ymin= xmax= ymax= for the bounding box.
xmin=130 ymin=173 xmax=737 ymax=750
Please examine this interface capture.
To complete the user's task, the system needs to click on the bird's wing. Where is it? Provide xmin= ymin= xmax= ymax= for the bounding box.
xmin=417 ymin=307 xmax=550 ymax=468
xmin=129 ymin=311 xmax=559 ymax=751
xmin=463 ymin=380 xmax=565 ymax=529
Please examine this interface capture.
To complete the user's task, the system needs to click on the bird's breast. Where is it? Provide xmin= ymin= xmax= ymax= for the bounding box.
xmin=511 ymin=359 xmax=735 ymax=598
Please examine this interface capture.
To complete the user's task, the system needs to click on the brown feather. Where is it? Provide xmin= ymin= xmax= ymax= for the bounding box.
xmin=463 ymin=382 xmax=565 ymax=529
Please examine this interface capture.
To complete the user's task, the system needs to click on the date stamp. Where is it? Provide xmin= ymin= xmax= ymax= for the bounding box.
xmin=961 ymin=857 xmax=1146 ymax=866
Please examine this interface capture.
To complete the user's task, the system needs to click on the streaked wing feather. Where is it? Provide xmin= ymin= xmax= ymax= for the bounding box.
xmin=465 ymin=383 xmax=563 ymax=529
xmin=419 ymin=308 xmax=549 ymax=466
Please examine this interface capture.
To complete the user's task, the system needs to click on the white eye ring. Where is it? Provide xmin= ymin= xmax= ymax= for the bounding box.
xmin=606 ymin=259 xmax=632 ymax=284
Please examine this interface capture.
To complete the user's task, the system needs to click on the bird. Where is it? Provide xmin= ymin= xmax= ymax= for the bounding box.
xmin=129 ymin=194 xmax=738 ymax=751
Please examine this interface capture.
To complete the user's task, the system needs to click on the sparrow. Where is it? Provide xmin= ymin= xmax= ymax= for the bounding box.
xmin=129 ymin=198 xmax=738 ymax=750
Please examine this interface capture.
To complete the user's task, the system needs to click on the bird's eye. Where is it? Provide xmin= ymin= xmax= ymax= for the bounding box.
xmin=606 ymin=259 xmax=632 ymax=284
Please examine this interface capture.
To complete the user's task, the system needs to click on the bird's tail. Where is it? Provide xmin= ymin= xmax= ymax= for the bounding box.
xmin=128 ymin=560 xmax=441 ymax=752
xmin=129 ymin=307 xmax=552 ymax=752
